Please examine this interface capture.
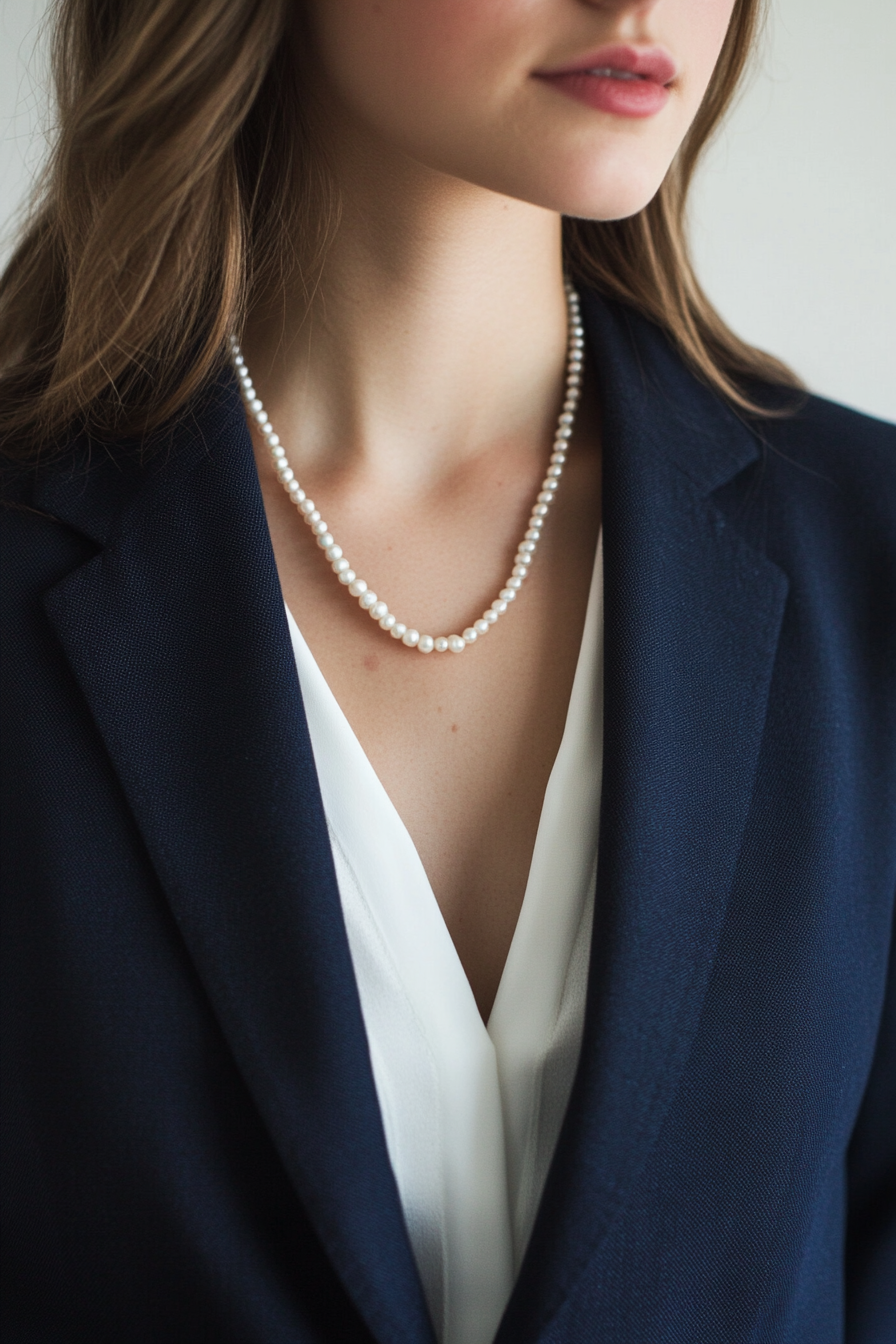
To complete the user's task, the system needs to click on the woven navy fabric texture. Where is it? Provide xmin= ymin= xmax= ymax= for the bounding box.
xmin=2 ymin=293 xmax=895 ymax=1343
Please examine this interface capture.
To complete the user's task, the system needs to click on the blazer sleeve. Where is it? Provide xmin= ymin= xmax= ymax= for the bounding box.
xmin=846 ymin=904 xmax=896 ymax=1341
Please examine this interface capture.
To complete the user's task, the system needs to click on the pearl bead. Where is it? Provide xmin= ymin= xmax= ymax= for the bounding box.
xmin=307 ymin=509 xmax=321 ymax=525
xmin=431 ymin=637 xmax=446 ymax=652
xmin=537 ymin=491 xmax=554 ymax=504
xmin=338 ymin=569 xmax=356 ymax=585
xmin=499 ymin=588 xmax=516 ymax=602
xmin=249 ymin=397 xmax=263 ymax=414
xmin=271 ymin=445 xmax=286 ymax=459
xmin=463 ymin=627 xmax=478 ymax=643
xmin=526 ymin=526 xmax=541 ymax=538
xmin=448 ymin=635 xmax=466 ymax=653
xmin=546 ymin=465 xmax=563 ymax=478
xmin=391 ymin=623 xmax=407 ymax=640
xmin=474 ymin=620 xmax=490 ymax=636
xmin=418 ymin=636 xmax=434 ymax=653
xmin=292 ymin=487 xmax=307 ymax=504
xmin=266 ymin=433 xmax=280 ymax=448
xmin=506 ymin=576 xmax=522 ymax=591
xmin=299 ymin=498 xmax=315 ymax=515
xmin=316 ymin=532 xmax=334 ymax=549
xmin=255 ymin=410 xmax=269 ymax=427
xmin=359 ymin=590 xmax=377 ymax=610
xmin=287 ymin=481 xmax=302 ymax=497
xmin=512 ymin=565 xmax=528 ymax=578
xmin=277 ymin=466 xmax=294 ymax=484
xmin=332 ymin=557 xmax=350 ymax=573
xmin=312 ymin=519 xmax=329 ymax=535
xmin=348 ymin=578 xmax=368 ymax=597
xmin=533 ymin=503 xmax=549 ymax=516
xmin=550 ymin=452 xmax=566 ymax=465
xmin=371 ymin=601 xmax=388 ymax=620
xmin=326 ymin=544 xmax=343 ymax=561
xmin=402 ymin=629 xmax=420 ymax=647
xmin=483 ymin=610 xmax=499 ymax=625
xmin=380 ymin=614 xmax=396 ymax=631
xmin=492 ymin=599 xmax=508 ymax=614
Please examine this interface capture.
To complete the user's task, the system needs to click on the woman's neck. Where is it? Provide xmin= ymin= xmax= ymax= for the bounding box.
xmin=241 ymin=125 xmax=570 ymax=494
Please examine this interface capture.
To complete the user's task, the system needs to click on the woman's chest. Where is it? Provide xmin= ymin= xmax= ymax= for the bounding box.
xmin=287 ymin=546 xmax=597 ymax=1020
xmin=261 ymin=441 xmax=602 ymax=1018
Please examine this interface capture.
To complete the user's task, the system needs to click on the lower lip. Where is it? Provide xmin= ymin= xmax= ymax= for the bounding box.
xmin=538 ymin=71 xmax=669 ymax=119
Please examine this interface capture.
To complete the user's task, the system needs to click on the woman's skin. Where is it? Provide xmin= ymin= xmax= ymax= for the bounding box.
xmin=243 ymin=0 xmax=736 ymax=1021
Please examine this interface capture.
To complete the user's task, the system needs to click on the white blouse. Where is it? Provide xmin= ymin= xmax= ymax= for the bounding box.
xmin=284 ymin=535 xmax=603 ymax=1344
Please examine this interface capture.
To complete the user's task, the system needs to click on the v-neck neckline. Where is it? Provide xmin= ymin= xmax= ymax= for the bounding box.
xmin=283 ymin=534 xmax=602 ymax=1344
xmin=284 ymin=533 xmax=602 ymax=1034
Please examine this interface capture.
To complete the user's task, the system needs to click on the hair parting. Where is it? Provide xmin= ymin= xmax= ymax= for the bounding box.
xmin=0 ymin=0 xmax=799 ymax=460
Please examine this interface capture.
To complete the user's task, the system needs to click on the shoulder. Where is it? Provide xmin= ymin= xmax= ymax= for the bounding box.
xmin=716 ymin=391 xmax=896 ymax=690
xmin=587 ymin=290 xmax=896 ymax=548
xmin=756 ymin=389 xmax=896 ymax=505
xmin=742 ymin=391 xmax=896 ymax=571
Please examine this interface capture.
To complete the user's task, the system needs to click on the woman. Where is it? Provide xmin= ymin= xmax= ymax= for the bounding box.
xmin=1 ymin=0 xmax=894 ymax=1340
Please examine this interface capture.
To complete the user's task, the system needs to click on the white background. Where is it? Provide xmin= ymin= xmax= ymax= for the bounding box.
xmin=2 ymin=0 xmax=894 ymax=422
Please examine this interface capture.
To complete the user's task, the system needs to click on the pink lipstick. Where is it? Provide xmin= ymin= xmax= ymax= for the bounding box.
xmin=534 ymin=44 xmax=677 ymax=119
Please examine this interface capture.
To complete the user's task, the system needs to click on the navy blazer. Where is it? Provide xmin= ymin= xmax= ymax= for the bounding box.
xmin=2 ymin=294 xmax=895 ymax=1344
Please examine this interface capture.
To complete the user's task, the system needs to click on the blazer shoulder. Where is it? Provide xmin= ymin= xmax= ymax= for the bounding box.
xmin=755 ymin=390 xmax=896 ymax=495
xmin=732 ymin=388 xmax=896 ymax=558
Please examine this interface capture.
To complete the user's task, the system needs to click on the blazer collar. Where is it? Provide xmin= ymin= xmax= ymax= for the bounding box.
xmin=36 ymin=377 xmax=436 ymax=1344
xmin=497 ymin=295 xmax=789 ymax=1341
xmin=35 ymin=295 xmax=788 ymax=1344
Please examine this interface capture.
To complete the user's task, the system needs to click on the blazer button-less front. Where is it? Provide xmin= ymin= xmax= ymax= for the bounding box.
xmin=2 ymin=292 xmax=895 ymax=1343
xmin=286 ymin=535 xmax=602 ymax=1344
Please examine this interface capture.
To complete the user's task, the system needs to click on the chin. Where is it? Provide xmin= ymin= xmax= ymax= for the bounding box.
xmin=524 ymin=151 xmax=671 ymax=223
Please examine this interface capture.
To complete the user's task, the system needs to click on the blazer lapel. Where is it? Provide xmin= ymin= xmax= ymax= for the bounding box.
xmin=498 ymin=297 xmax=790 ymax=1342
xmin=37 ymin=380 xmax=435 ymax=1344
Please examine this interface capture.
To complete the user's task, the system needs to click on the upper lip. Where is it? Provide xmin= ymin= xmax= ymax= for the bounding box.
xmin=535 ymin=43 xmax=678 ymax=87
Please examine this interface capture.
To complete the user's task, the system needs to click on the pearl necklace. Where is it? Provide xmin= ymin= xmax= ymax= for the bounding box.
xmin=230 ymin=284 xmax=583 ymax=654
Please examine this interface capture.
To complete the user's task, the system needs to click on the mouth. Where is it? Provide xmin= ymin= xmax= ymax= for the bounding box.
xmin=534 ymin=43 xmax=677 ymax=119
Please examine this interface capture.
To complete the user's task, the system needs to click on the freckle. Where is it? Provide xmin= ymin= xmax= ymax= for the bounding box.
xmin=451 ymin=723 xmax=458 ymax=733
xmin=437 ymin=705 xmax=443 ymax=713
xmin=363 ymin=653 xmax=379 ymax=672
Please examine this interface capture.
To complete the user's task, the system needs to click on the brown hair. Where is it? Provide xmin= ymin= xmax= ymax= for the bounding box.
xmin=0 ymin=0 xmax=799 ymax=459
